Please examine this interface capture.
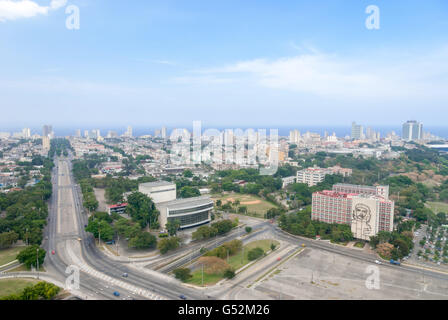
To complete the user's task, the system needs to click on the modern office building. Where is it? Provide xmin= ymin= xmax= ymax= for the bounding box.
xmin=402 ymin=120 xmax=423 ymax=141
xmin=351 ymin=122 xmax=364 ymax=140
xmin=311 ymin=184 xmax=394 ymax=240
xmin=157 ymin=196 xmax=213 ymax=230
xmin=138 ymin=181 xmax=212 ymax=229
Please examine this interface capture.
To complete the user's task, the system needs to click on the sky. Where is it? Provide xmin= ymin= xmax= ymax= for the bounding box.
xmin=1 ymin=0 xmax=448 ymax=130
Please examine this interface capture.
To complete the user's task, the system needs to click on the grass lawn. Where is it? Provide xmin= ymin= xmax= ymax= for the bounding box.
xmin=0 ymin=247 xmax=25 ymax=266
xmin=212 ymin=193 xmax=279 ymax=218
xmin=0 ymin=279 xmax=40 ymax=297
xmin=185 ymin=239 xmax=280 ymax=286
xmin=354 ymin=241 xmax=365 ymax=249
xmin=186 ymin=271 xmax=224 ymax=286
xmin=426 ymin=201 xmax=448 ymax=214
xmin=227 ymin=239 xmax=280 ymax=271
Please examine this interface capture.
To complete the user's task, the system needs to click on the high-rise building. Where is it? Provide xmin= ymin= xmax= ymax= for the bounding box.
xmin=161 ymin=126 xmax=167 ymax=139
xmin=402 ymin=120 xmax=423 ymax=141
xmin=22 ymin=128 xmax=31 ymax=139
xmin=43 ymin=125 xmax=52 ymax=138
xmin=351 ymin=122 xmax=364 ymax=140
xmin=289 ymin=129 xmax=301 ymax=144
xmin=75 ymin=129 xmax=81 ymax=137
xmin=42 ymin=136 xmax=51 ymax=151
xmin=126 ymin=126 xmax=133 ymax=138
xmin=311 ymin=184 xmax=394 ymax=240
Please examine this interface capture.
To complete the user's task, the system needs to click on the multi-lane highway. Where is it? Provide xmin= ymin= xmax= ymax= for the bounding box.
xmin=43 ymin=156 xmax=206 ymax=300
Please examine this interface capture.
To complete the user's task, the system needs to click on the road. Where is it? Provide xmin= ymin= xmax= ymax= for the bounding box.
xmin=43 ymin=156 xmax=206 ymax=300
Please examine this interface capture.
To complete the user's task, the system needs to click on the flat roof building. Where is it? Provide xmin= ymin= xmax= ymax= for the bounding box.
xmin=138 ymin=181 xmax=213 ymax=230
xmin=332 ymin=183 xmax=389 ymax=200
xmin=311 ymin=184 xmax=394 ymax=240
xmin=157 ymin=196 xmax=213 ymax=230
xmin=138 ymin=181 xmax=176 ymax=204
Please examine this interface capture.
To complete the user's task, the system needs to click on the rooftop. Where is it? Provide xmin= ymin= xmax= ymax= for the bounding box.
xmin=157 ymin=196 xmax=213 ymax=209
xmin=139 ymin=181 xmax=175 ymax=188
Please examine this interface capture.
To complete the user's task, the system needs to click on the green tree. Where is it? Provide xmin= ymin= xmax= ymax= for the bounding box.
xmin=16 ymin=245 xmax=46 ymax=269
xmin=247 ymin=247 xmax=264 ymax=261
xmin=128 ymin=231 xmax=157 ymax=249
xmin=0 ymin=231 xmax=19 ymax=249
xmin=179 ymin=186 xmax=201 ymax=198
xmin=173 ymin=267 xmax=192 ymax=282
xmin=158 ymin=236 xmax=181 ymax=254
xmin=126 ymin=192 xmax=159 ymax=228
xmin=85 ymin=219 xmax=114 ymax=241
xmin=183 ymin=170 xmax=193 ymax=178
xmin=166 ymin=219 xmax=181 ymax=236
xmin=224 ymin=269 xmax=236 ymax=279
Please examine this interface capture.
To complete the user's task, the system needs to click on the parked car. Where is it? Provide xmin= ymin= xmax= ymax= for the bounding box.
xmin=179 ymin=294 xmax=187 ymax=300
xmin=113 ymin=291 xmax=120 ymax=297
xmin=122 ymin=273 xmax=128 ymax=278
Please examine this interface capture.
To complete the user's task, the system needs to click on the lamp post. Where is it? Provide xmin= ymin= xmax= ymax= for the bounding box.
xmin=36 ymin=248 xmax=39 ymax=279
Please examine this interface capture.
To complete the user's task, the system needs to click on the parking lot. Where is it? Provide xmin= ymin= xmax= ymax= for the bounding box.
xmin=232 ymin=248 xmax=448 ymax=300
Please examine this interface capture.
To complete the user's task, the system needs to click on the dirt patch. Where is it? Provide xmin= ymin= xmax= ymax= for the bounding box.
xmin=241 ymin=200 xmax=261 ymax=205
xmin=93 ymin=188 xmax=108 ymax=212
xmin=197 ymin=256 xmax=230 ymax=274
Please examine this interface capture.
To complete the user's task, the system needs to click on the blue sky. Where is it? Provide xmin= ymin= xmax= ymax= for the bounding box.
xmin=1 ymin=0 xmax=448 ymax=129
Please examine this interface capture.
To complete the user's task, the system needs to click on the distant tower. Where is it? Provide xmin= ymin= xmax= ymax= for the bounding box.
xmin=43 ymin=125 xmax=52 ymax=138
xmin=42 ymin=136 xmax=50 ymax=151
xmin=402 ymin=120 xmax=423 ymax=141
xmin=351 ymin=122 xmax=363 ymax=140
xmin=161 ymin=126 xmax=167 ymax=140
xmin=22 ymin=128 xmax=31 ymax=139
xmin=126 ymin=126 xmax=133 ymax=138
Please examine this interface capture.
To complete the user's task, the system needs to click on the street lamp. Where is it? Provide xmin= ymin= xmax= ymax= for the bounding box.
xmin=36 ymin=248 xmax=39 ymax=279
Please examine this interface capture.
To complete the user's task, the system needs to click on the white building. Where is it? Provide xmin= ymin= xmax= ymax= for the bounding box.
xmin=138 ymin=181 xmax=213 ymax=229
xmin=138 ymin=181 xmax=177 ymax=204
xmin=296 ymin=166 xmax=352 ymax=187
xmin=402 ymin=120 xmax=423 ymax=141
xmin=282 ymin=176 xmax=296 ymax=188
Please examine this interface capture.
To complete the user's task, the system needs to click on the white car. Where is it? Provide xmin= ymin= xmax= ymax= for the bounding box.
xmin=375 ymin=260 xmax=382 ymax=265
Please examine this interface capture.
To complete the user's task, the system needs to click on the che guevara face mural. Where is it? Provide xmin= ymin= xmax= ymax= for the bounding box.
xmin=352 ymin=203 xmax=372 ymax=236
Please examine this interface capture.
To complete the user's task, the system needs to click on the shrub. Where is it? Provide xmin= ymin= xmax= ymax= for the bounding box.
xmin=247 ymin=247 xmax=264 ymax=261
xmin=224 ymin=269 xmax=236 ymax=279
xmin=173 ymin=268 xmax=192 ymax=282
xmin=245 ymin=226 xmax=252 ymax=233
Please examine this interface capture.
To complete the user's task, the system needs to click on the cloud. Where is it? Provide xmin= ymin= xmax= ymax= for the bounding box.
xmin=191 ymin=46 xmax=448 ymax=101
xmin=0 ymin=0 xmax=67 ymax=22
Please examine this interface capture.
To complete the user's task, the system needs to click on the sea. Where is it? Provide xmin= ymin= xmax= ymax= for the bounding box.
xmin=2 ymin=125 xmax=448 ymax=140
